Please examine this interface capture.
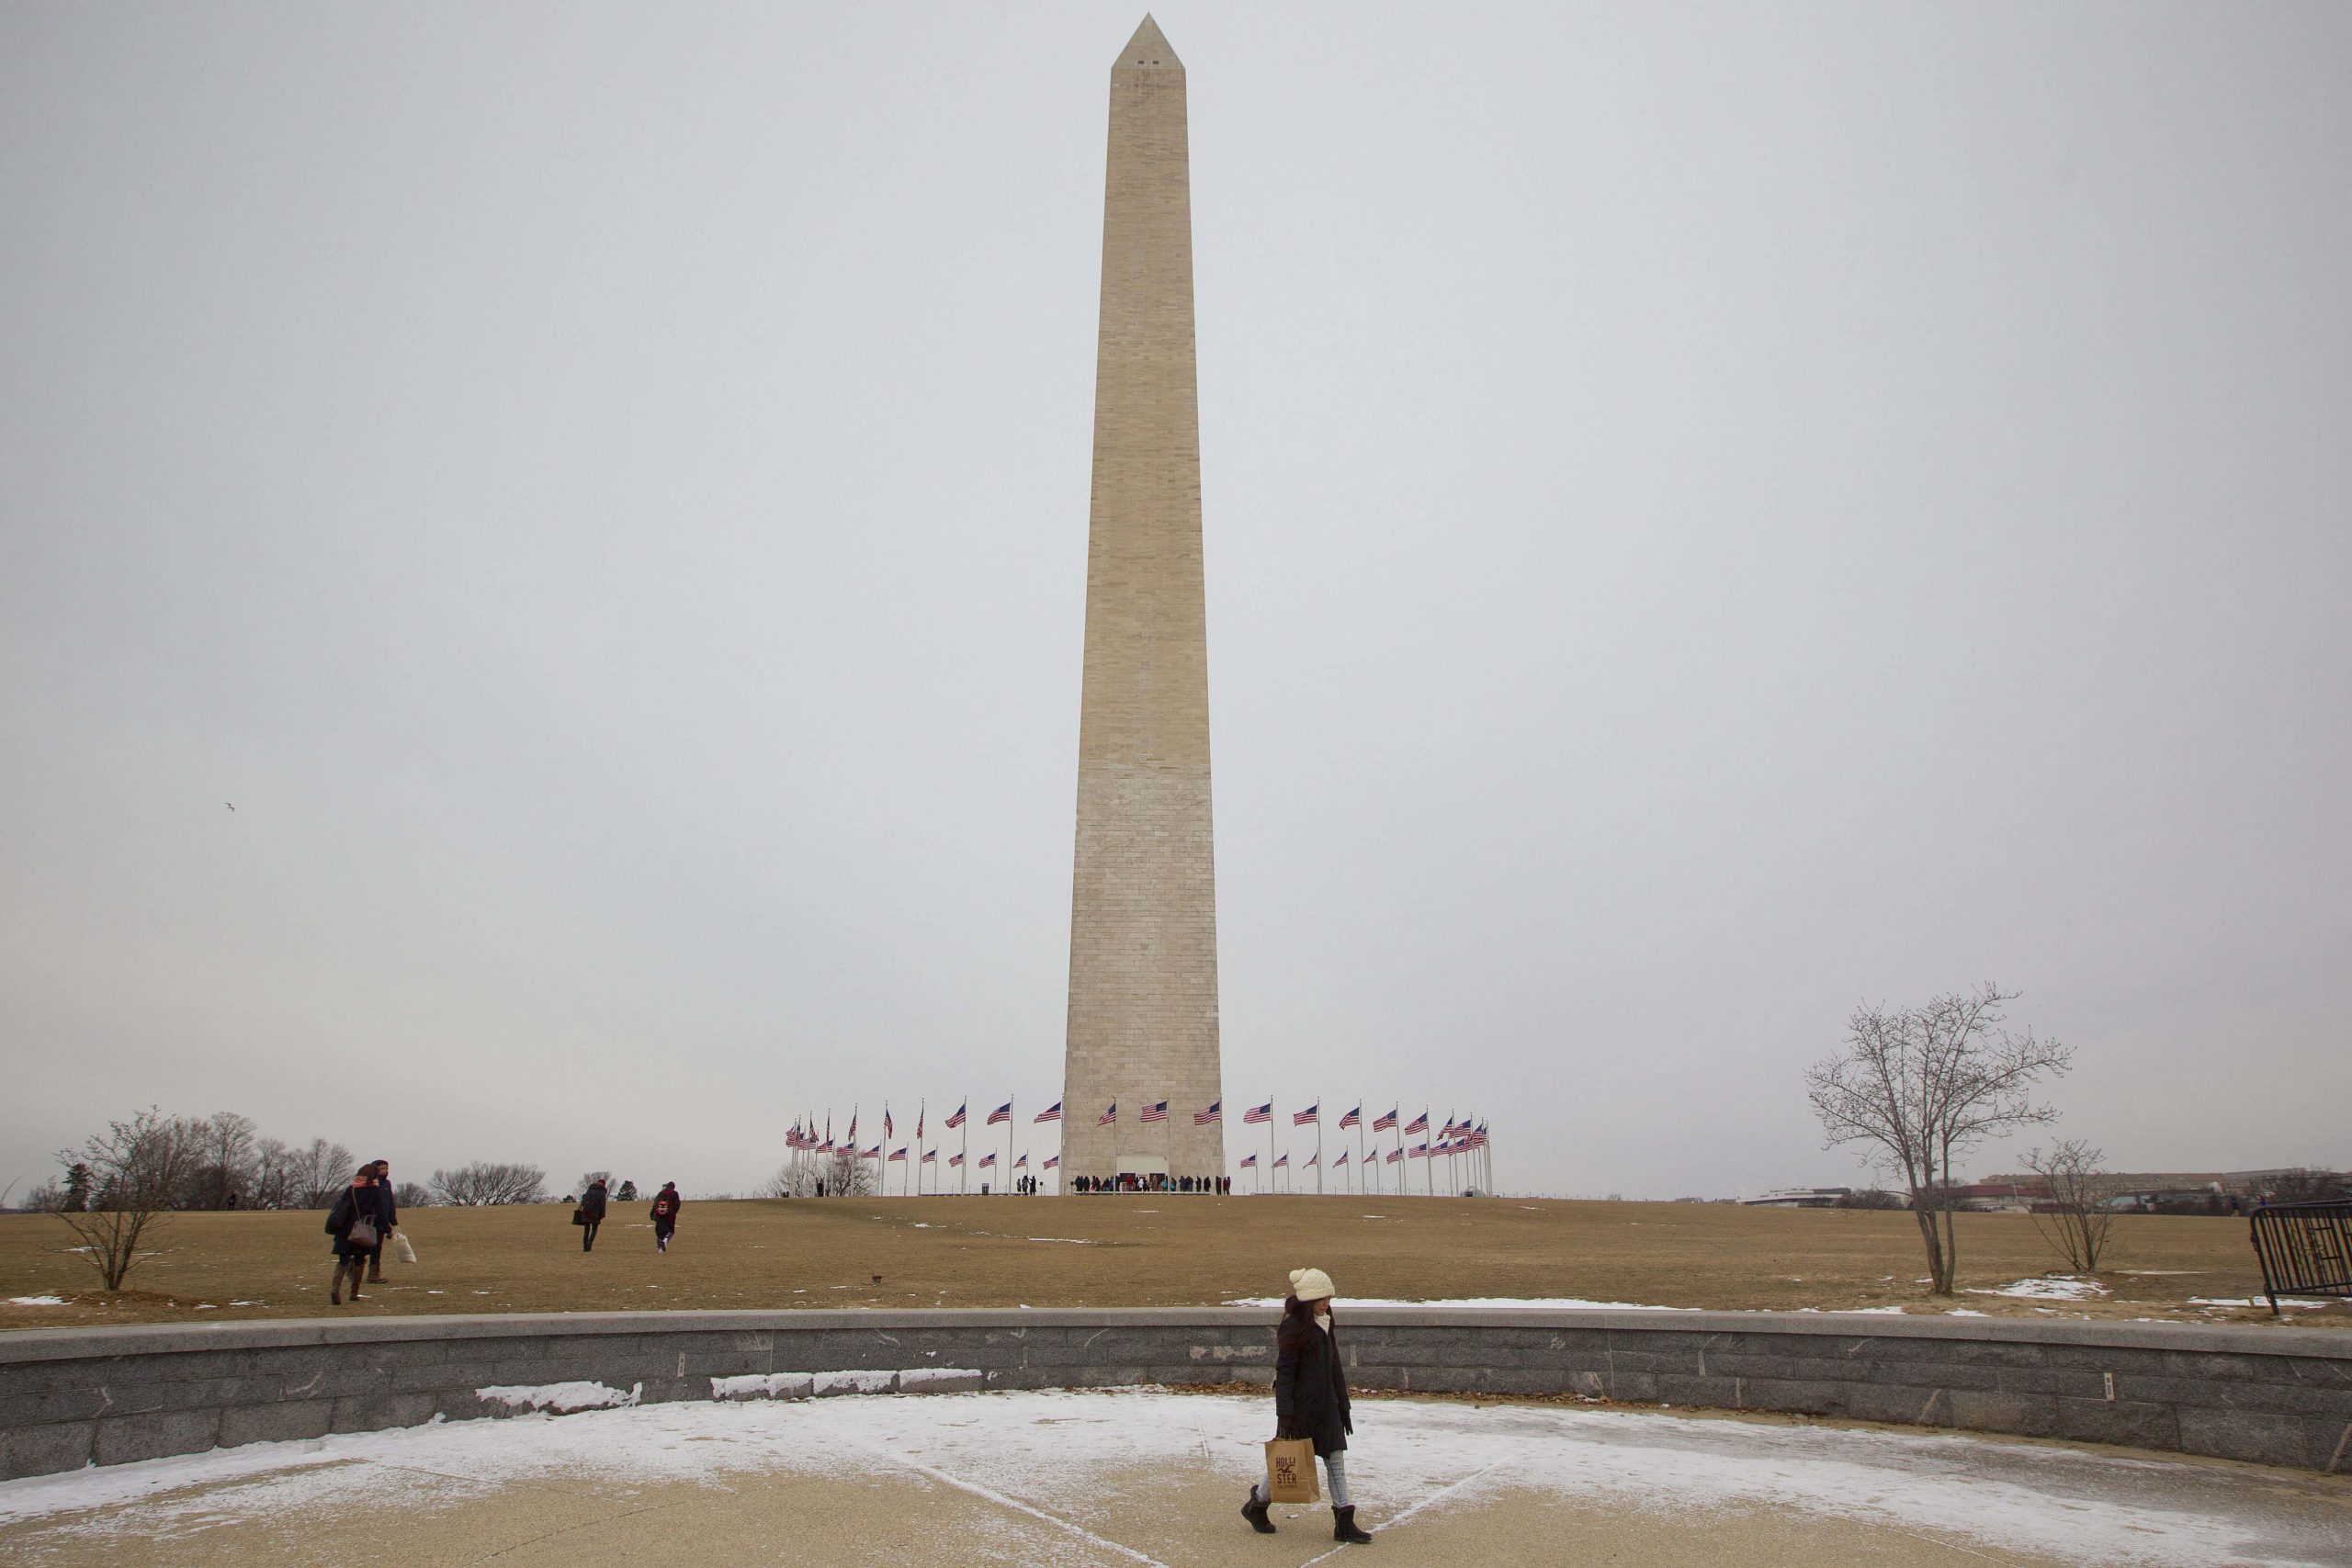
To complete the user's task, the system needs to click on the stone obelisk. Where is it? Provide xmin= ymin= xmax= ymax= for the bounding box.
xmin=1059 ymin=16 xmax=1224 ymax=1187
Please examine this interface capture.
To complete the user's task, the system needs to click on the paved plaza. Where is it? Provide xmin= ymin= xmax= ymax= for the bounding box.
xmin=1 ymin=1388 xmax=2345 ymax=1567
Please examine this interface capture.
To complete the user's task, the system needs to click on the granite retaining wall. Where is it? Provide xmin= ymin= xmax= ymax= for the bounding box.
xmin=3 ymin=1308 xmax=2346 ymax=1482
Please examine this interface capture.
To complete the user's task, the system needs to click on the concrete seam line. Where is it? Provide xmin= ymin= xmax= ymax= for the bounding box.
xmin=1294 ymin=1457 xmax=1510 ymax=1566
xmin=843 ymin=1434 xmax=1173 ymax=1568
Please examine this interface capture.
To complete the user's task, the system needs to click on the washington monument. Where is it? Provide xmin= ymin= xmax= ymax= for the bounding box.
xmin=1059 ymin=17 xmax=1225 ymax=1186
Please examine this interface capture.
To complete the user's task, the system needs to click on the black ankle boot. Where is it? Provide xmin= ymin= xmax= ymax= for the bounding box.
xmin=1333 ymin=1505 xmax=1373 ymax=1544
xmin=1241 ymin=1491 xmax=1275 ymax=1534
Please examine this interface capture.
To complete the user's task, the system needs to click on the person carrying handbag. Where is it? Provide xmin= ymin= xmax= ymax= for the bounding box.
xmin=325 ymin=1167 xmax=382 ymax=1305
xmin=577 ymin=1177 xmax=608 ymax=1252
xmin=1241 ymin=1267 xmax=1374 ymax=1544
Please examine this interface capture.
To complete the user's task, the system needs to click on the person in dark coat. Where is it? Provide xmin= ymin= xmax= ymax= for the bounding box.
xmin=579 ymin=1177 xmax=608 ymax=1252
xmin=1242 ymin=1267 xmax=1373 ymax=1543
xmin=364 ymin=1158 xmax=397 ymax=1283
xmin=325 ymin=1167 xmax=382 ymax=1305
xmin=649 ymin=1181 xmax=682 ymax=1252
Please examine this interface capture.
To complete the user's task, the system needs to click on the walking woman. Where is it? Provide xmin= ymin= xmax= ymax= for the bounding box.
xmin=325 ymin=1165 xmax=382 ymax=1304
xmin=1242 ymin=1268 xmax=1374 ymax=1544
xmin=578 ymin=1177 xmax=608 ymax=1252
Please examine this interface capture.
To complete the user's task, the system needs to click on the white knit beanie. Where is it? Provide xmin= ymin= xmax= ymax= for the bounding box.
xmin=1289 ymin=1267 xmax=1335 ymax=1303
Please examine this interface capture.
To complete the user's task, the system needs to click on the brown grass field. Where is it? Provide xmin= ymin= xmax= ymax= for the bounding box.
xmin=1 ymin=1196 xmax=2339 ymax=1333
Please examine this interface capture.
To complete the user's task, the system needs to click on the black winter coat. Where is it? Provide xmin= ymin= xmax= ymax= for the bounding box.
xmin=324 ymin=1182 xmax=380 ymax=1259
xmin=1272 ymin=1312 xmax=1352 ymax=1457
xmin=650 ymin=1189 xmax=681 ymax=1226
xmin=581 ymin=1183 xmax=608 ymax=1221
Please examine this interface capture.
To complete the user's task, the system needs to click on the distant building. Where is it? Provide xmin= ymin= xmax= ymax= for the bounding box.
xmin=1741 ymin=1187 xmax=1851 ymax=1209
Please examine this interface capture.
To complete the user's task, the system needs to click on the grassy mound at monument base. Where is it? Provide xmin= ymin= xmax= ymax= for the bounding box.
xmin=0 ymin=1195 xmax=2324 ymax=1331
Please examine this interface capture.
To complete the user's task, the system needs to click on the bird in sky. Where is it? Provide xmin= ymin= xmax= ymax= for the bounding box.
xmin=224 ymin=803 xmax=236 ymax=811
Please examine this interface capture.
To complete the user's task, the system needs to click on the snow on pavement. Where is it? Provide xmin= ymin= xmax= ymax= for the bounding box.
xmin=0 ymin=1388 xmax=2338 ymax=1564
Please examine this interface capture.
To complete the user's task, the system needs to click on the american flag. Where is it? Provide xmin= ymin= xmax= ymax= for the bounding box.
xmin=1333 ymin=1149 xmax=1349 ymax=1165
xmin=1239 ymin=1153 xmax=1257 ymax=1168
xmin=884 ymin=1110 xmax=893 ymax=1138
xmin=1293 ymin=1103 xmax=1318 ymax=1126
xmin=863 ymin=1145 xmax=880 ymax=1158
xmin=1140 ymin=1100 xmax=1169 ymax=1122
xmin=1098 ymin=1102 xmax=1117 ymax=1126
xmin=888 ymin=1147 xmax=907 ymax=1162
xmin=922 ymin=1149 xmax=937 ymax=1164
xmin=988 ymin=1101 xmax=1012 ymax=1126
xmin=945 ymin=1101 xmax=967 ymax=1129
xmin=1044 ymin=1156 xmax=1059 ymax=1170
xmin=819 ymin=1140 xmax=835 ymax=1154
xmin=1303 ymin=1152 xmax=1317 ymax=1167
xmin=917 ymin=1106 xmax=925 ymax=1139
xmin=1405 ymin=1111 xmax=1429 ymax=1134
xmin=846 ymin=1114 xmax=857 ymax=1142
xmin=1409 ymin=1142 xmax=1430 ymax=1158
xmin=1373 ymin=1107 xmax=1398 ymax=1132
xmin=978 ymin=1152 xmax=996 ymax=1168
xmin=1273 ymin=1154 xmax=1289 ymax=1168
xmin=949 ymin=1152 xmax=965 ymax=1167
xmin=1340 ymin=1106 xmax=1361 ymax=1129
xmin=1385 ymin=1147 xmax=1402 ymax=1163
xmin=1014 ymin=1154 xmax=1028 ymax=1168
xmin=1242 ymin=1101 xmax=1272 ymax=1124
xmin=1035 ymin=1101 xmax=1062 ymax=1123
xmin=1194 ymin=1100 xmax=1221 ymax=1125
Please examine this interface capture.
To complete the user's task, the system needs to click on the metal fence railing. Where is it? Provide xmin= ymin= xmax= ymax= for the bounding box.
xmin=2248 ymin=1200 xmax=2352 ymax=1314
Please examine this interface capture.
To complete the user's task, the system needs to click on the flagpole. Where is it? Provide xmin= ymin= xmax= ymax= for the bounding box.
xmin=1355 ymin=1108 xmax=1365 ymax=1196
xmin=1268 ymin=1100 xmax=1275 ymax=1195
xmin=1315 ymin=1112 xmax=1324 ymax=1196
xmin=961 ymin=1097 xmax=968 ymax=1196
xmin=1007 ymin=1096 xmax=1015 ymax=1194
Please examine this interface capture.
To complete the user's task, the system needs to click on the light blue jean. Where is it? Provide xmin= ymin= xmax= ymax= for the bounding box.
xmin=1253 ymin=1449 xmax=1351 ymax=1509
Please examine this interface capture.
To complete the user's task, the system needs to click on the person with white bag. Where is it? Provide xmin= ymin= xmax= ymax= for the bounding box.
xmin=1241 ymin=1267 xmax=1374 ymax=1544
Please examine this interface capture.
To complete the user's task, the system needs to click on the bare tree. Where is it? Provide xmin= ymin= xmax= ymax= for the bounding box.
xmin=577 ymin=1169 xmax=613 ymax=1196
xmin=53 ymin=1109 xmax=204 ymax=1291
xmin=21 ymin=1179 xmax=74 ymax=1213
xmin=758 ymin=1155 xmax=872 ymax=1198
xmin=2023 ymin=1139 xmax=2119 ymax=1273
xmin=188 ymin=1111 xmax=259 ymax=1209
xmin=292 ymin=1138 xmax=356 ymax=1208
xmin=758 ymin=1162 xmax=814 ymax=1198
xmin=432 ymin=1161 xmax=548 ymax=1206
xmin=393 ymin=1180 xmax=434 ymax=1210
xmin=249 ymin=1137 xmax=299 ymax=1210
xmin=1806 ymin=984 xmax=2073 ymax=1294
xmin=2265 ymin=1168 xmax=2351 ymax=1203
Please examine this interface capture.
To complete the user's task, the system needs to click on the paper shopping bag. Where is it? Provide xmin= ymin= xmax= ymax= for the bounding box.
xmin=1263 ymin=1438 xmax=1318 ymax=1504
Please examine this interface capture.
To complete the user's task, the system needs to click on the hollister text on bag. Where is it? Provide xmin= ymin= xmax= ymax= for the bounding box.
xmin=1263 ymin=1438 xmax=1318 ymax=1504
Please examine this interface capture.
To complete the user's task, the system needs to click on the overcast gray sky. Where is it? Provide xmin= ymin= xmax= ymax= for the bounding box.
xmin=4 ymin=3 xmax=2346 ymax=1202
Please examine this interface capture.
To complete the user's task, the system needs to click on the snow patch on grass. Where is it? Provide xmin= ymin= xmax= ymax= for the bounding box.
xmin=1970 ymin=1277 xmax=2108 ymax=1302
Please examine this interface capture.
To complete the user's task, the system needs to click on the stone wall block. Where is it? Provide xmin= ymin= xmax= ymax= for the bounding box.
xmin=219 ymin=1401 xmax=334 ymax=1448
xmin=93 ymin=1408 xmax=221 ymax=1466
xmin=1 ymin=1421 xmax=94 ymax=1479
xmin=1656 ymin=1373 xmax=1745 ymax=1409
xmin=1940 ymin=1389 xmax=2063 ymax=1438
xmin=328 ymin=1393 xmax=439 ymax=1435
xmin=2053 ymin=1397 xmax=2180 ymax=1452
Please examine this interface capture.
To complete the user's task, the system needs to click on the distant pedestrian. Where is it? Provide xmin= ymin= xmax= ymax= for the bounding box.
xmin=365 ymin=1158 xmax=397 ymax=1283
xmin=326 ymin=1166 xmax=382 ymax=1304
xmin=1240 ymin=1268 xmax=1373 ymax=1544
xmin=650 ymin=1181 xmax=682 ymax=1252
xmin=578 ymin=1177 xmax=608 ymax=1252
